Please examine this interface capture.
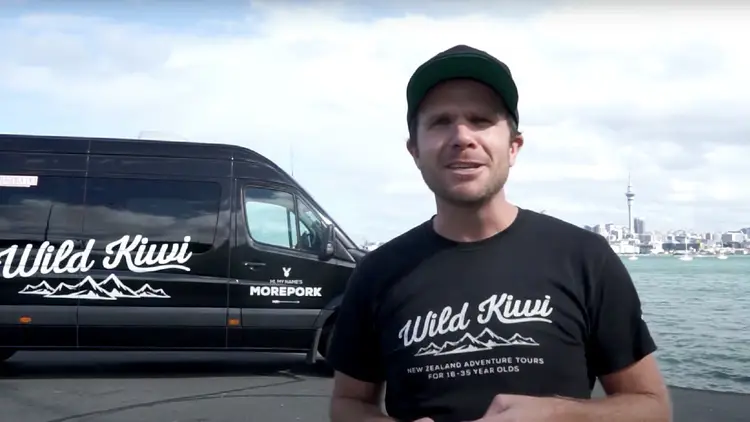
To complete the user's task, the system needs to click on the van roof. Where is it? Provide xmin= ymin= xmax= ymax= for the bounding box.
xmin=0 ymin=132 xmax=362 ymax=248
xmin=0 ymin=132 xmax=279 ymax=166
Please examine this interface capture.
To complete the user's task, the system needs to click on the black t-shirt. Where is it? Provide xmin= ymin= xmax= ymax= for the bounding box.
xmin=326 ymin=208 xmax=657 ymax=422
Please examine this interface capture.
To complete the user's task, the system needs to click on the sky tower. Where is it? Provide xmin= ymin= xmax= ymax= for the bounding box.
xmin=625 ymin=173 xmax=635 ymax=235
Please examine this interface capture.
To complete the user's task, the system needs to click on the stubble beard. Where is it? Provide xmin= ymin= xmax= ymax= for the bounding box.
xmin=423 ymin=167 xmax=508 ymax=209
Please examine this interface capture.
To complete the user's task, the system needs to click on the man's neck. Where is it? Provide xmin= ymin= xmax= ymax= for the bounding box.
xmin=432 ymin=193 xmax=519 ymax=243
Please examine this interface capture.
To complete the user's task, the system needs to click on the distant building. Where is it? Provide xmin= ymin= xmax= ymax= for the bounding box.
xmin=609 ymin=227 xmax=623 ymax=241
xmin=634 ymin=218 xmax=645 ymax=234
xmin=721 ymin=231 xmax=746 ymax=247
xmin=638 ymin=233 xmax=654 ymax=243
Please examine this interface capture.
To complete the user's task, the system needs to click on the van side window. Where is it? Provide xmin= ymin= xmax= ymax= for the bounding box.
xmin=0 ymin=175 xmax=85 ymax=245
xmin=83 ymin=178 xmax=221 ymax=251
xmin=243 ymin=187 xmax=325 ymax=253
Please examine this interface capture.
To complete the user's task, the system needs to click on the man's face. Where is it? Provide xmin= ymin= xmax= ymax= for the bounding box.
xmin=408 ymin=79 xmax=523 ymax=207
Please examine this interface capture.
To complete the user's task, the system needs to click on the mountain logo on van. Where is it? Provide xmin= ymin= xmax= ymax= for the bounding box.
xmin=17 ymin=274 xmax=170 ymax=300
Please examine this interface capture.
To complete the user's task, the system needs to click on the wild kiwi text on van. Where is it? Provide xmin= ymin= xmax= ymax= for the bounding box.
xmin=0 ymin=235 xmax=193 ymax=279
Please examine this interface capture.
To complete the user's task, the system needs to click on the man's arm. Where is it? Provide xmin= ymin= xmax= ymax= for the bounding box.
xmin=330 ymin=371 xmax=395 ymax=422
xmin=558 ymin=240 xmax=672 ymax=421
xmin=326 ymin=258 xmax=395 ymax=422
xmin=552 ymin=354 xmax=671 ymax=422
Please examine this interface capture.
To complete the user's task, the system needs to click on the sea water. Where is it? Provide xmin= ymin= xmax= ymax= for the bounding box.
xmin=624 ymin=255 xmax=750 ymax=393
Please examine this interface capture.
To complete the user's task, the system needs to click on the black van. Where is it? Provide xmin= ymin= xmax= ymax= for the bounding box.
xmin=0 ymin=133 xmax=367 ymax=364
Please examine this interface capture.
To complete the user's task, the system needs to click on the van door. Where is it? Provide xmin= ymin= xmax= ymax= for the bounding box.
xmin=0 ymin=156 xmax=87 ymax=349
xmin=227 ymin=182 xmax=339 ymax=350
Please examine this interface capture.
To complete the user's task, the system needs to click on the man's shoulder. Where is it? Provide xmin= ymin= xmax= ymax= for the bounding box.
xmin=353 ymin=219 xmax=447 ymax=293
xmin=521 ymin=209 xmax=612 ymax=263
xmin=522 ymin=210 xmax=627 ymax=299
xmin=360 ymin=220 xmax=437 ymax=267
xmin=524 ymin=209 xmax=608 ymax=245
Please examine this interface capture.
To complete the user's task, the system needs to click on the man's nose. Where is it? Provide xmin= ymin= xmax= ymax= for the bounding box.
xmin=450 ymin=122 xmax=477 ymax=148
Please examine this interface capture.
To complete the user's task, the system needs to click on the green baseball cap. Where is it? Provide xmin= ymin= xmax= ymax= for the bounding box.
xmin=406 ymin=44 xmax=519 ymax=128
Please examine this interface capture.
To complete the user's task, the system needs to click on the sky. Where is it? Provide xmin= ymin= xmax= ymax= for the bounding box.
xmin=1 ymin=1 xmax=748 ymax=244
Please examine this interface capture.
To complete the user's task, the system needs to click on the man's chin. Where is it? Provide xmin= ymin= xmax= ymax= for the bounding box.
xmin=436 ymin=188 xmax=495 ymax=208
xmin=423 ymin=177 xmax=504 ymax=206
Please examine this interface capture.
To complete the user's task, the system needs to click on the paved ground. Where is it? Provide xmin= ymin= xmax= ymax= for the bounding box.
xmin=0 ymin=352 xmax=747 ymax=422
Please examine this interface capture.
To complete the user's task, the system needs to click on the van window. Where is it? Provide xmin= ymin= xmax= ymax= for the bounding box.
xmin=83 ymin=178 xmax=221 ymax=250
xmin=244 ymin=187 xmax=325 ymax=253
xmin=0 ymin=175 xmax=85 ymax=244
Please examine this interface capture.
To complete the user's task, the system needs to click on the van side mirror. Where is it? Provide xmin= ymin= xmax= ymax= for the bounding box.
xmin=318 ymin=224 xmax=335 ymax=260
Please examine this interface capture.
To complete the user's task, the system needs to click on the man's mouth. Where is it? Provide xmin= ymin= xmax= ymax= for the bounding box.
xmin=446 ymin=162 xmax=483 ymax=169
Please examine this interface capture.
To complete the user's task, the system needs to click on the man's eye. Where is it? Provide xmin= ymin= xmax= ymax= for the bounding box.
xmin=431 ymin=117 xmax=451 ymax=126
xmin=471 ymin=117 xmax=492 ymax=125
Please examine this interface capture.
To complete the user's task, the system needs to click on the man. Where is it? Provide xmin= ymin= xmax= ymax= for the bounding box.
xmin=326 ymin=45 xmax=672 ymax=422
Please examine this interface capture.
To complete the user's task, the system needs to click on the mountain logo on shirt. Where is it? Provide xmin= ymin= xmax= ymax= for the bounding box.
xmin=414 ymin=328 xmax=538 ymax=357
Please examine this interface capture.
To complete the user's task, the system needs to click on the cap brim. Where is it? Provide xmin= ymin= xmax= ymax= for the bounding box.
xmin=407 ymin=53 xmax=518 ymax=124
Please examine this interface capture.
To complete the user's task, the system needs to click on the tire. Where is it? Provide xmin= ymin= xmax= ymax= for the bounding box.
xmin=325 ymin=324 xmax=335 ymax=359
xmin=318 ymin=321 xmax=336 ymax=360
xmin=315 ymin=324 xmax=337 ymax=377
xmin=0 ymin=349 xmax=16 ymax=362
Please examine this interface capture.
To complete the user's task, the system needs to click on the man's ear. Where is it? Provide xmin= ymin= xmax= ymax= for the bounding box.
xmin=508 ymin=133 xmax=523 ymax=167
xmin=406 ymin=137 xmax=419 ymax=162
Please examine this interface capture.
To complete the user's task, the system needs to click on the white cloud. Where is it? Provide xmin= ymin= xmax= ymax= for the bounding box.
xmin=1 ymin=3 xmax=749 ymax=242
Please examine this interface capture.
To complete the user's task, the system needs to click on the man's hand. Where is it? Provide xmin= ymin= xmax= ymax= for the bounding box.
xmin=467 ymin=394 xmax=564 ymax=422
xmin=413 ymin=418 xmax=434 ymax=422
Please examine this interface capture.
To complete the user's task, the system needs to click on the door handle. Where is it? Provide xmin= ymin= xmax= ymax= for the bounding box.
xmin=243 ymin=261 xmax=266 ymax=270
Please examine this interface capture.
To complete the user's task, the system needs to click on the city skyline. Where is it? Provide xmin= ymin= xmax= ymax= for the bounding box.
xmin=577 ymin=176 xmax=749 ymax=256
xmin=580 ymin=175 xmax=748 ymax=236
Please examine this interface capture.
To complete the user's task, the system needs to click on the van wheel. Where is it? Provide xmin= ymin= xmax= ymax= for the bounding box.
xmin=318 ymin=321 xmax=336 ymax=360
xmin=0 ymin=349 xmax=16 ymax=362
xmin=315 ymin=323 xmax=336 ymax=377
